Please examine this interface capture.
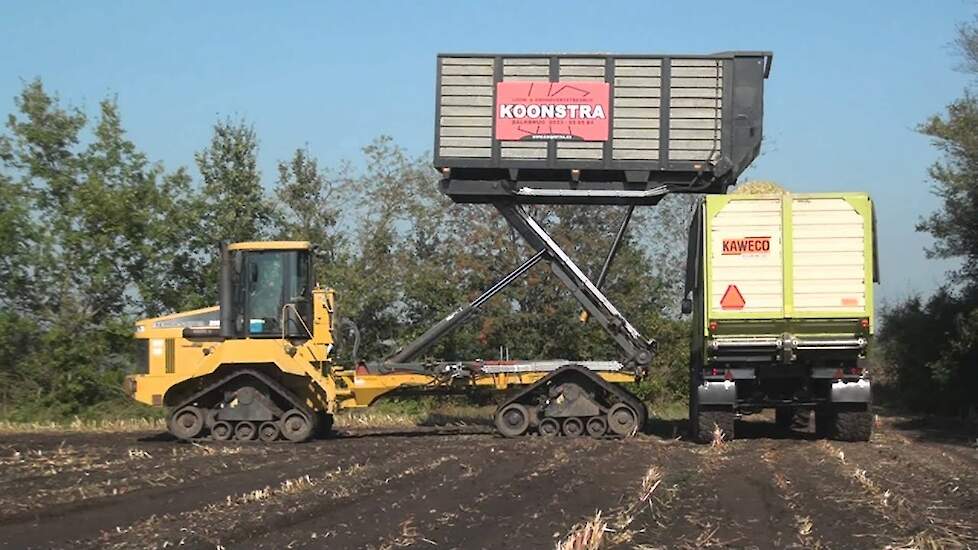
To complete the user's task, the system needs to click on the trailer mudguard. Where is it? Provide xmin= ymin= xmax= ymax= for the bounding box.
xmin=697 ymin=380 xmax=736 ymax=405
xmin=830 ymin=379 xmax=871 ymax=403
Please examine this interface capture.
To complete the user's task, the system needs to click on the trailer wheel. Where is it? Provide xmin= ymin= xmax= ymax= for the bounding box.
xmin=814 ymin=406 xmax=832 ymax=438
xmin=775 ymin=407 xmax=793 ymax=431
xmin=695 ymin=408 xmax=735 ymax=444
xmin=829 ymin=405 xmax=873 ymax=442
xmin=494 ymin=403 xmax=530 ymax=437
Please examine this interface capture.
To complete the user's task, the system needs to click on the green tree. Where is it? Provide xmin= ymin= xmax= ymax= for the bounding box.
xmin=0 ymin=80 xmax=210 ymax=417
xmin=275 ymin=147 xmax=348 ymax=261
xmin=0 ymin=173 xmax=38 ymax=313
xmin=187 ymin=118 xmax=276 ymax=305
xmin=917 ymin=95 xmax=978 ymax=285
xmin=196 ymin=118 xmax=275 ymax=244
xmin=879 ymin=17 xmax=978 ymax=416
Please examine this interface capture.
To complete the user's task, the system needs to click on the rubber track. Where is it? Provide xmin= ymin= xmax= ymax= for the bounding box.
xmin=495 ymin=364 xmax=647 ymax=435
xmin=167 ymin=368 xmax=316 ymax=440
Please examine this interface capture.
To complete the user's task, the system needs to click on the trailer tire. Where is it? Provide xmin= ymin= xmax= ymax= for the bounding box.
xmin=775 ymin=407 xmax=793 ymax=431
xmin=695 ymin=408 xmax=735 ymax=444
xmin=830 ymin=405 xmax=873 ymax=442
xmin=815 ymin=406 xmax=832 ymax=438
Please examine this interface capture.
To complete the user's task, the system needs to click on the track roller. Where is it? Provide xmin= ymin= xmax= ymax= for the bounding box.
xmin=608 ymin=403 xmax=640 ymax=436
xmin=586 ymin=416 xmax=608 ymax=437
xmin=171 ymin=406 xmax=205 ymax=440
xmin=281 ymin=409 xmax=314 ymax=442
xmin=211 ymin=420 xmax=233 ymax=441
xmin=539 ymin=417 xmax=560 ymax=437
xmin=562 ymin=417 xmax=584 ymax=437
xmin=495 ymin=403 xmax=531 ymax=437
xmin=259 ymin=421 xmax=281 ymax=442
xmin=235 ymin=421 xmax=257 ymax=441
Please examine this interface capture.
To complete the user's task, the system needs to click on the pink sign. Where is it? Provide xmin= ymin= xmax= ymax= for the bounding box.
xmin=495 ymin=81 xmax=610 ymax=141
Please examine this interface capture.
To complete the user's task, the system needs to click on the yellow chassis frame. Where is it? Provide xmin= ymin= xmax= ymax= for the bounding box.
xmin=126 ymin=288 xmax=635 ymax=414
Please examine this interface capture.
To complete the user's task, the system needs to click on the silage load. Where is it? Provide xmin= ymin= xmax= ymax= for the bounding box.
xmin=732 ymin=180 xmax=787 ymax=195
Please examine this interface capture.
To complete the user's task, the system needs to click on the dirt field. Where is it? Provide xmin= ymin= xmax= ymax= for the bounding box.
xmin=1 ymin=413 xmax=976 ymax=550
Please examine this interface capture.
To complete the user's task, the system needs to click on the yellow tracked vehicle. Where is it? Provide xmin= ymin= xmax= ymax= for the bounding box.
xmin=126 ymin=241 xmax=643 ymax=442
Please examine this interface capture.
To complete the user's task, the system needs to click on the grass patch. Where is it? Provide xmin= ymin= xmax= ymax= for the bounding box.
xmin=648 ymin=400 xmax=687 ymax=421
xmin=333 ymin=397 xmax=494 ymax=429
xmin=0 ymin=416 xmax=166 ymax=434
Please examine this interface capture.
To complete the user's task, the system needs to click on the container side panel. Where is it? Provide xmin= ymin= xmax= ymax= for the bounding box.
xmin=791 ymin=197 xmax=867 ymax=312
xmin=434 ymin=51 xmax=770 ymax=204
xmin=612 ymin=58 xmax=662 ymax=161
xmin=708 ymin=198 xmax=784 ymax=315
xmin=438 ymin=57 xmax=494 ymax=158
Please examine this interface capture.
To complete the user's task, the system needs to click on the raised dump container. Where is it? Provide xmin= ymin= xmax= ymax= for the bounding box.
xmin=684 ymin=191 xmax=878 ymax=443
xmin=434 ymin=51 xmax=772 ymax=204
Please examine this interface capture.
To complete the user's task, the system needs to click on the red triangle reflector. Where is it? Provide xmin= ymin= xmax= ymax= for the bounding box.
xmin=720 ymin=285 xmax=745 ymax=310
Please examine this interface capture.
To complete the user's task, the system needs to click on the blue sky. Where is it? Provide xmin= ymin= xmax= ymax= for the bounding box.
xmin=2 ymin=1 xmax=975 ymax=305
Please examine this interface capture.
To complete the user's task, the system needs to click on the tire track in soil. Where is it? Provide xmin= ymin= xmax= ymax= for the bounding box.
xmin=242 ymin=436 xmax=675 ymax=550
xmin=646 ymin=440 xmax=800 ymax=549
xmin=238 ymin=435 xmax=524 ymax=549
xmin=0 ymin=438 xmax=274 ymax=483
xmin=0 ymin=434 xmax=429 ymax=549
xmin=820 ymin=437 xmax=978 ymax=547
xmin=757 ymin=446 xmax=829 ymax=549
xmin=875 ymin=425 xmax=978 ymax=489
xmin=0 ymin=447 xmax=289 ymax=520
xmin=766 ymin=442 xmax=895 ymax=549
xmin=364 ymin=437 xmax=666 ymax=550
xmin=88 ymin=435 xmax=472 ymax=549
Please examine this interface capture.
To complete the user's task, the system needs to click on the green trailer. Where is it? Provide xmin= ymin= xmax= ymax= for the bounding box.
xmin=683 ymin=191 xmax=878 ymax=442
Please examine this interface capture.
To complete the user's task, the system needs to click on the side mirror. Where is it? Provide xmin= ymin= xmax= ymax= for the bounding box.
xmin=681 ymin=298 xmax=693 ymax=315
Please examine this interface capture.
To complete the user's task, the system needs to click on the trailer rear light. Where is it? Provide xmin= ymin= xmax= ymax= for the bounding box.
xmin=708 ymin=321 xmax=718 ymax=332
xmin=860 ymin=318 xmax=870 ymax=330
xmin=848 ymin=366 xmax=863 ymax=376
xmin=724 ymin=369 xmax=733 ymax=381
